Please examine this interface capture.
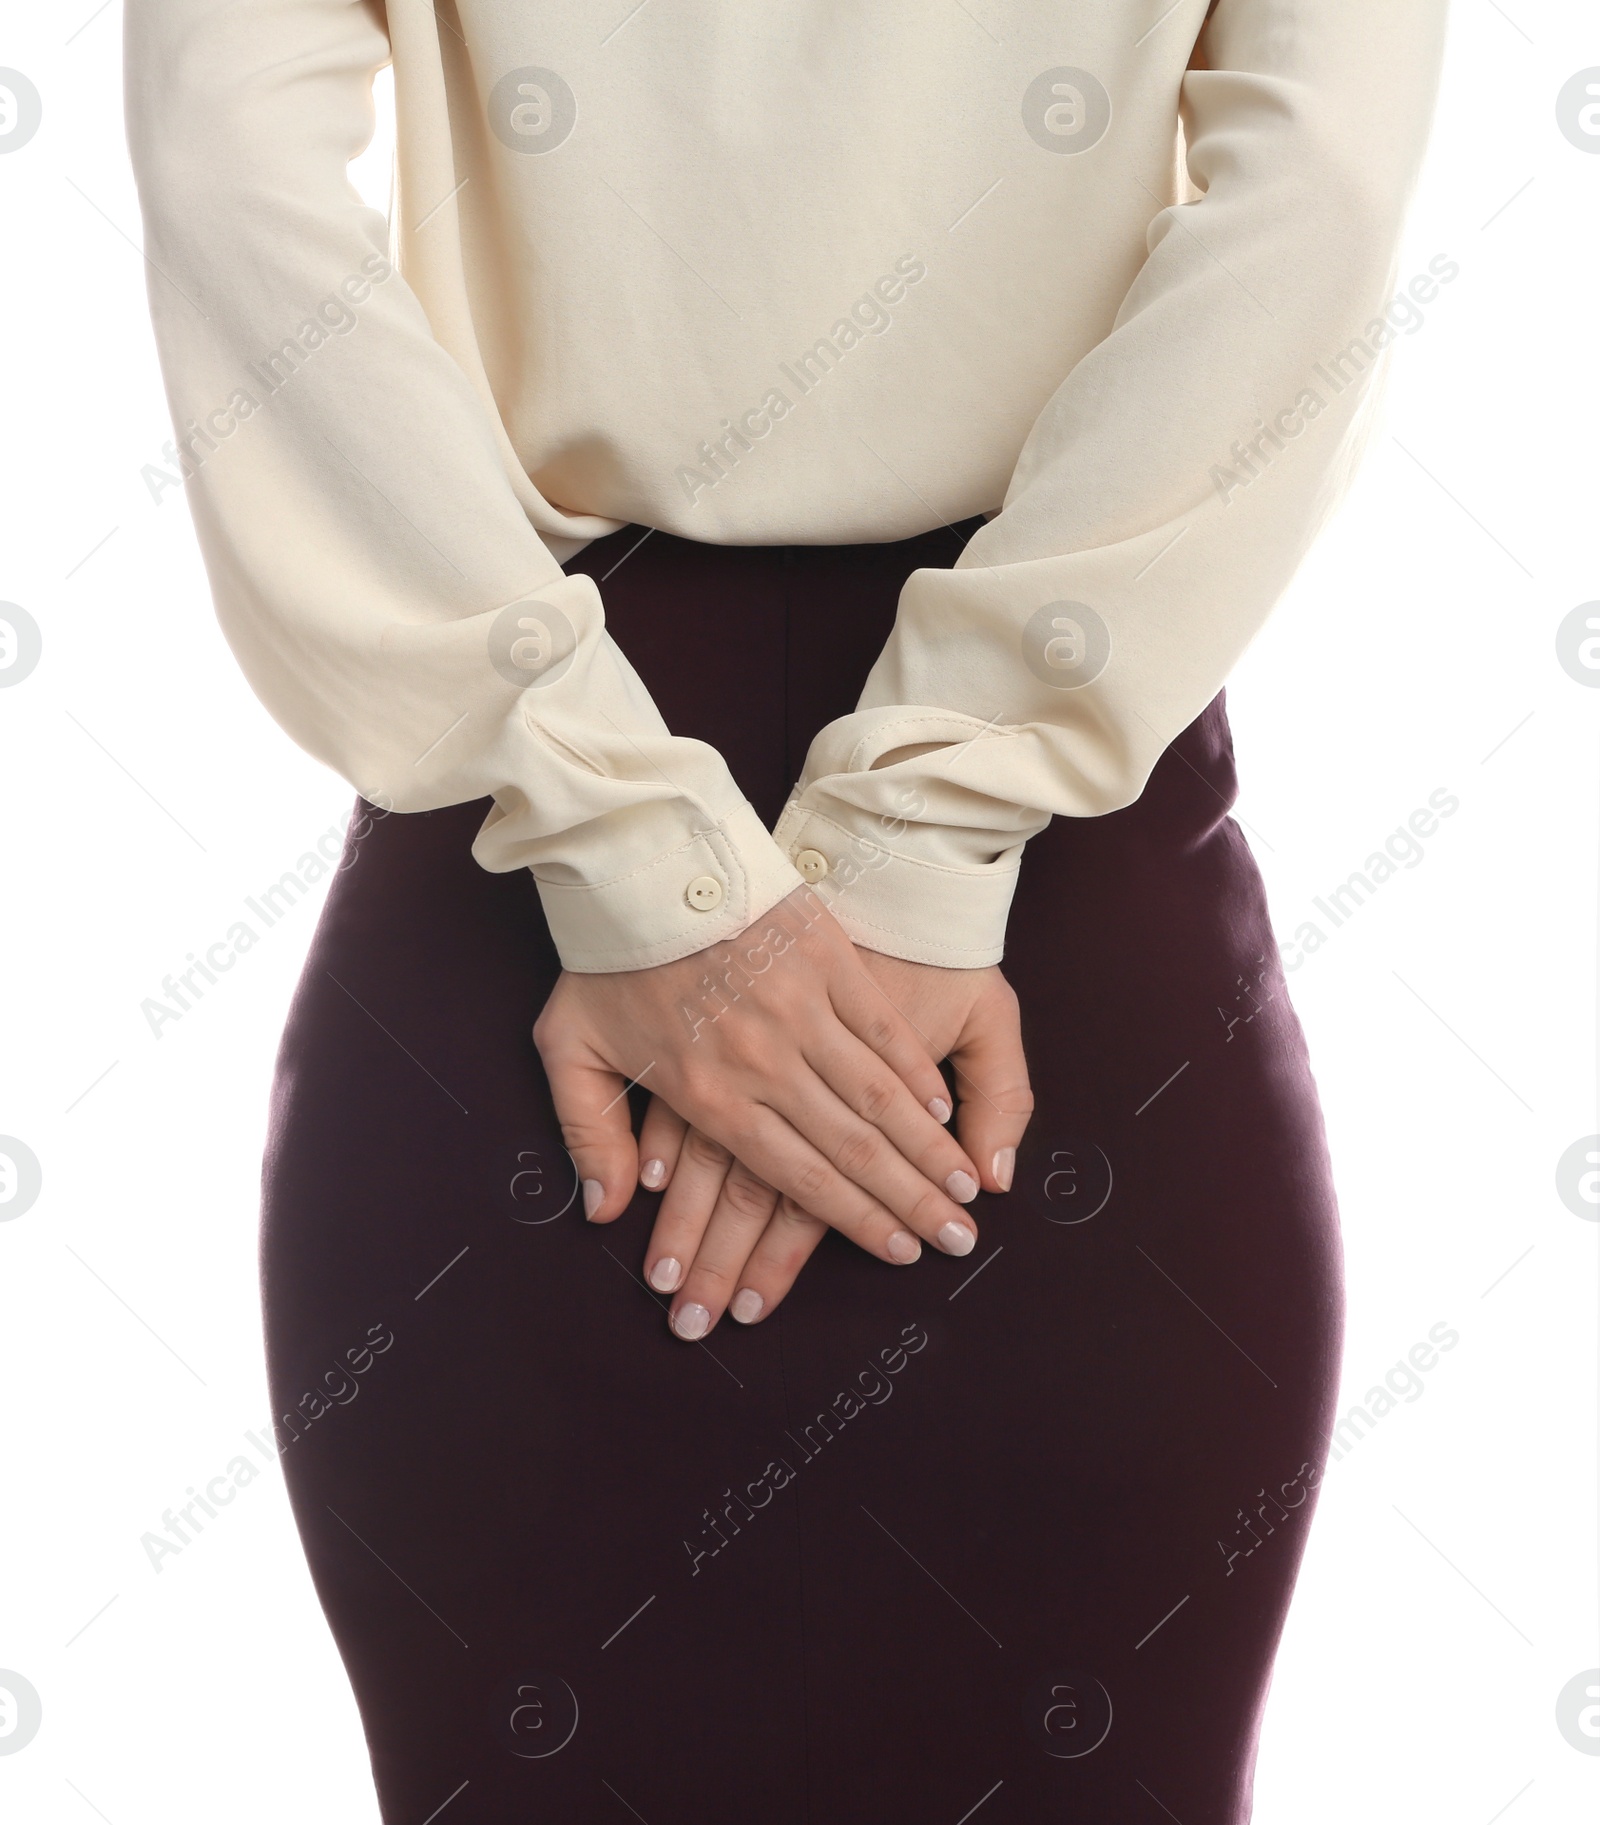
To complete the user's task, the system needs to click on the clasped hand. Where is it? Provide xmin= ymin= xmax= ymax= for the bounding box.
xmin=533 ymin=887 xmax=1033 ymax=1339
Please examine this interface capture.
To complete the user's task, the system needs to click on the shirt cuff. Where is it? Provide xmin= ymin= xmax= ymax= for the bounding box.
xmin=770 ymin=798 xmax=1021 ymax=968
xmin=534 ymin=800 xmax=806 ymax=973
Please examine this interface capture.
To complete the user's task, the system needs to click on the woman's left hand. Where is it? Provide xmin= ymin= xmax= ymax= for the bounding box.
xmin=611 ymin=953 xmax=1034 ymax=1339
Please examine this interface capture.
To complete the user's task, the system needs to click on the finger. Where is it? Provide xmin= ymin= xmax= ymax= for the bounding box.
xmin=763 ymin=1067 xmax=981 ymax=1255
xmin=830 ymin=967 xmax=960 ymax=1121
xmin=802 ymin=1025 xmax=981 ymax=1203
xmin=948 ymin=982 xmax=1035 ymax=1193
xmin=637 ymin=1094 xmax=688 ymax=1194
xmin=725 ymin=1199 xmax=832 ymax=1325
xmin=730 ymin=1194 xmax=914 ymax=1326
xmin=702 ymin=1100 xmax=977 ymax=1259
xmin=666 ymin=1158 xmax=781 ymax=1339
xmin=678 ymin=1159 xmax=922 ymax=1336
xmin=645 ymin=1125 xmax=732 ymax=1298
xmin=538 ymin=1040 xmax=640 ymax=1223
xmin=730 ymin=1191 xmax=921 ymax=1327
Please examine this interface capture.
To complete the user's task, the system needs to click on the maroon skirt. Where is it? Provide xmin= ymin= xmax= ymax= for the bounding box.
xmin=261 ymin=520 xmax=1342 ymax=1824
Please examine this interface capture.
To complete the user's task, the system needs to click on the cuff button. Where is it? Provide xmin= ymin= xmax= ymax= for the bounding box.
xmin=794 ymin=848 xmax=829 ymax=883
xmin=685 ymin=873 xmax=725 ymax=911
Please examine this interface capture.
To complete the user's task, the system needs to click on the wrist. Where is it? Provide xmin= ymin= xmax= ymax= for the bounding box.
xmin=534 ymin=801 xmax=805 ymax=973
xmin=771 ymin=799 xmax=1019 ymax=967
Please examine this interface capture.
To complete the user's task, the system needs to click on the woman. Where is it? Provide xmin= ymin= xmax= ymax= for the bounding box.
xmin=126 ymin=2 xmax=1445 ymax=1818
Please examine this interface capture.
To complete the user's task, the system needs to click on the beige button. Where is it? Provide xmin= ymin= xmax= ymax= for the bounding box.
xmin=794 ymin=848 xmax=829 ymax=883
xmin=685 ymin=873 xmax=724 ymax=912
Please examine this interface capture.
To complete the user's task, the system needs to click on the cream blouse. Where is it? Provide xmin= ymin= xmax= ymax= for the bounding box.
xmin=125 ymin=0 xmax=1447 ymax=971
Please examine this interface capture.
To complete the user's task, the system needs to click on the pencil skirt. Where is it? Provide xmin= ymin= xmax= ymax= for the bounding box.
xmin=260 ymin=519 xmax=1343 ymax=1824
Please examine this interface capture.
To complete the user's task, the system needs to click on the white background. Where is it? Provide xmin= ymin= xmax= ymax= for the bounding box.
xmin=1 ymin=3 xmax=1596 ymax=1821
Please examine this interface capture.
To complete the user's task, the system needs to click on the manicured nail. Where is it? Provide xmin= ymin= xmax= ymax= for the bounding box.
xmin=639 ymin=1157 xmax=666 ymax=1191
xmin=938 ymin=1221 xmax=976 ymax=1256
xmin=730 ymin=1288 xmax=764 ymax=1325
xmin=648 ymin=1256 xmax=682 ymax=1293
xmin=582 ymin=1179 xmax=604 ymax=1219
xmin=671 ymin=1302 xmax=711 ymax=1341
xmin=993 ymin=1147 xmax=1015 ymax=1192
xmin=928 ymin=1096 xmax=952 ymax=1124
xmin=945 ymin=1170 xmax=979 ymax=1204
xmin=886 ymin=1230 xmax=921 ymax=1264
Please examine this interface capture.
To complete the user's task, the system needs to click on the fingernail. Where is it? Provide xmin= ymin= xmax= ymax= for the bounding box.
xmin=938 ymin=1220 xmax=976 ymax=1256
xmin=928 ymin=1096 xmax=952 ymax=1124
xmin=639 ymin=1158 xmax=666 ymax=1191
xmin=648 ymin=1256 xmax=682 ymax=1293
xmin=730 ymin=1288 xmax=764 ymax=1325
xmin=886 ymin=1230 xmax=921 ymax=1264
xmin=582 ymin=1179 xmax=604 ymax=1219
xmin=671 ymin=1302 xmax=711 ymax=1341
xmin=993 ymin=1147 xmax=1015 ymax=1192
xmin=945 ymin=1170 xmax=979 ymax=1204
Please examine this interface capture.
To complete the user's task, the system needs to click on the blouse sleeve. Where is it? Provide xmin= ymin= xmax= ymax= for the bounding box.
xmin=124 ymin=0 xmax=802 ymax=973
xmin=772 ymin=0 xmax=1450 ymax=967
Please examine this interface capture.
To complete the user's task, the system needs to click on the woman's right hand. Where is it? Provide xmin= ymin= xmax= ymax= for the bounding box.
xmin=533 ymin=886 xmax=986 ymax=1279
